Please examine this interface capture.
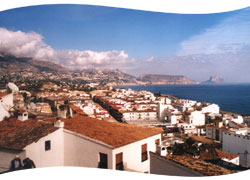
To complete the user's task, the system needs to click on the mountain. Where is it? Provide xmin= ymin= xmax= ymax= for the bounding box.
xmin=202 ymin=76 xmax=224 ymax=84
xmin=138 ymin=74 xmax=199 ymax=85
xmin=0 ymin=54 xmax=68 ymax=74
xmin=74 ymin=69 xmax=144 ymax=86
xmin=0 ymin=54 xmax=199 ymax=86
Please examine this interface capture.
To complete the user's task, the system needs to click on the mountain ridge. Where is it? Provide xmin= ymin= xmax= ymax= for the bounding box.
xmin=0 ymin=54 xmax=199 ymax=86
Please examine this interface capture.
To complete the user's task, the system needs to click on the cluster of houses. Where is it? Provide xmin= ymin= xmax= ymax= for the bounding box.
xmin=0 ymin=83 xmax=249 ymax=176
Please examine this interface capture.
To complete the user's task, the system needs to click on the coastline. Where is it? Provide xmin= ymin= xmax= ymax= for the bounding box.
xmin=114 ymin=84 xmax=250 ymax=116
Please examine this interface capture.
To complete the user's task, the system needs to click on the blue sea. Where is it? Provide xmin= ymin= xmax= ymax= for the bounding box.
xmin=115 ymin=84 xmax=250 ymax=116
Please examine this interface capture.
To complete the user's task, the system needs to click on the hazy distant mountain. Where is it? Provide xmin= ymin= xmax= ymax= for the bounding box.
xmin=138 ymin=74 xmax=199 ymax=85
xmin=202 ymin=76 xmax=224 ymax=84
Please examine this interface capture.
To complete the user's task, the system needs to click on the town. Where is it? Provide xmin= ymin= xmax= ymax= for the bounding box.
xmin=0 ymin=81 xmax=249 ymax=176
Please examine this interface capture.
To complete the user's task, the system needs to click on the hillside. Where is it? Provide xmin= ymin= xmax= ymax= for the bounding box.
xmin=0 ymin=54 xmax=68 ymax=74
xmin=138 ymin=74 xmax=199 ymax=85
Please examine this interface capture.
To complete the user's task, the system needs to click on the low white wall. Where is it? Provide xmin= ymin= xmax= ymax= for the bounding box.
xmin=223 ymin=132 xmax=250 ymax=167
xmin=24 ymin=128 xmax=64 ymax=168
xmin=63 ymin=130 xmax=113 ymax=169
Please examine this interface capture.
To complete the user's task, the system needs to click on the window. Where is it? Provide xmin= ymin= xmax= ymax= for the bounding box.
xmin=115 ymin=152 xmax=124 ymax=170
xmin=141 ymin=144 xmax=148 ymax=162
xmin=98 ymin=153 xmax=108 ymax=169
xmin=45 ymin=140 xmax=51 ymax=151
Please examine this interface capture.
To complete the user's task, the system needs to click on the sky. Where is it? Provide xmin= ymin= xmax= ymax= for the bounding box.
xmin=0 ymin=4 xmax=250 ymax=82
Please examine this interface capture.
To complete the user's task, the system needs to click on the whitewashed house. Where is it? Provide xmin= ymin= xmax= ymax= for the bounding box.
xmin=157 ymin=103 xmax=174 ymax=121
xmin=231 ymin=115 xmax=244 ymax=124
xmin=184 ymin=110 xmax=205 ymax=126
xmin=0 ymin=115 xmax=163 ymax=173
xmin=201 ymin=103 xmax=220 ymax=114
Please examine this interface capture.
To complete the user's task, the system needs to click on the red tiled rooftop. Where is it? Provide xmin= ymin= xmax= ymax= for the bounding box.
xmin=68 ymin=104 xmax=87 ymax=116
xmin=215 ymin=149 xmax=239 ymax=160
xmin=47 ymin=115 xmax=163 ymax=148
xmin=0 ymin=118 xmax=58 ymax=150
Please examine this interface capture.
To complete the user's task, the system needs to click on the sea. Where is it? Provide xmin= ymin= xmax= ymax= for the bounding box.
xmin=115 ymin=83 xmax=250 ymax=116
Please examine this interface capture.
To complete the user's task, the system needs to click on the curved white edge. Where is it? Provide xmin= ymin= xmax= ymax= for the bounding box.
xmin=0 ymin=0 xmax=250 ymax=14
xmin=1 ymin=167 xmax=250 ymax=180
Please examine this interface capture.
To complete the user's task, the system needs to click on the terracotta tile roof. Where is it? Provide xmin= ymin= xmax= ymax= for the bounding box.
xmin=190 ymin=135 xmax=215 ymax=144
xmin=166 ymin=155 xmax=232 ymax=176
xmin=68 ymin=104 xmax=87 ymax=116
xmin=215 ymin=149 xmax=239 ymax=160
xmin=0 ymin=118 xmax=58 ymax=150
xmin=46 ymin=115 xmax=163 ymax=148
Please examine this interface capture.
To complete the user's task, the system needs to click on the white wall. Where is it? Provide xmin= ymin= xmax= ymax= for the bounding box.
xmin=64 ymin=129 xmax=161 ymax=173
xmin=24 ymin=128 xmax=64 ymax=168
xmin=112 ymin=134 xmax=161 ymax=173
xmin=222 ymin=132 xmax=250 ymax=167
xmin=187 ymin=111 xmax=205 ymax=126
xmin=63 ymin=130 xmax=113 ymax=169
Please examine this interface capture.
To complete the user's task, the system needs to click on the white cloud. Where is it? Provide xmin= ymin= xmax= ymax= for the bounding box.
xmin=178 ymin=8 xmax=250 ymax=56
xmin=0 ymin=28 xmax=55 ymax=60
xmin=0 ymin=27 xmax=132 ymax=69
xmin=145 ymin=56 xmax=154 ymax=62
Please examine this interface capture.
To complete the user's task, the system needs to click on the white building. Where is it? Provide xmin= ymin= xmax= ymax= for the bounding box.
xmin=121 ymin=110 xmax=158 ymax=124
xmin=173 ymin=99 xmax=197 ymax=112
xmin=184 ymin=110 xmax=205 ymax=126
xmin=0 ymin=115 xmax=163 ymax=173
xmin=177 ymin=123 xmax=197 ymax=134
xmin=231 ymin=115 xmax=244 ymax=124
xmin=201 ymin=103 xmax=220 ymax=114
xmin=157 ymin=103 xmax=174 ymax=121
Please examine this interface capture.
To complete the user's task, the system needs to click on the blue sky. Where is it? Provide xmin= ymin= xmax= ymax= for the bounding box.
xmin=0 ymin=5 xmax=250 ymax=82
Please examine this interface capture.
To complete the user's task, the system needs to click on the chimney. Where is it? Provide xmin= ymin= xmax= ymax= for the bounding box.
xmin=54 ymin=117 xmax=64 ymax=128
xmin=18 ymin=111 xmax=28 ymax=121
